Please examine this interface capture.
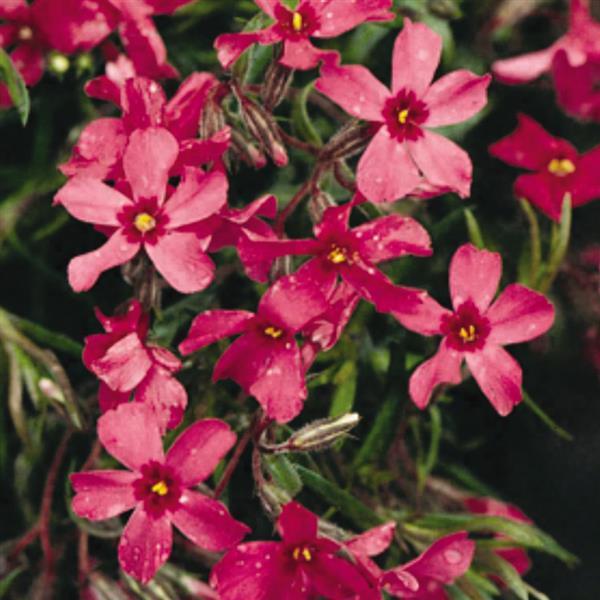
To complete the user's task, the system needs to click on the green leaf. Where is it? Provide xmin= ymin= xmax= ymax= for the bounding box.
xmin=416 ymin=406 xmax=442 ymax=492
xmin=291 ymin=81 xmax=322 ymax=148
xmin=296 ymin=465 xmax=382 ymax=528
xmin=7 ymin=313 xmax=82 ymax=357
xmin=0 ymin=47 xmax=30 ymax=126
xmin=521 ymin=390 xmax=573 ymax=442
xmin=0 ymin=567 xmax=26 ymax=598
xmin=264 ymin=455 xmax=303 ymax=497
xmin=477 ymin=549 xmax=528 ymax=600
xmin=344 ymin=23 xmax=389 ymax=64
xmin=329 ymin=360 xmax=357 ymax=417
xmin=464 ymin=208 xmax=485 ymax=249
xmin=538 ymin=194 xmax=571 ymax=293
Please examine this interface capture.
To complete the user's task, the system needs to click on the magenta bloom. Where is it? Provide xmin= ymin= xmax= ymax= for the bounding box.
xmin=345 ymin=524 xmax=475 ymax=598
xmin=240 ymin=203 xmax=432 ymax=310
xmin=315 ymin=19 xmax=490 ymax=202
xmin=71 ymin=403 xmax=250 ymax=584
xmin=179 ymin=273 xmax=328 ymax=423
xmin=62 ymin=74 xmax=226 ymax=181
xmin=54 ymin=127 xmax=227 ymax=293
xmin=215 ymin=0 xmax=393 ymax=71
xmin=211 ymin=501 xmax=372 ymax=599
xmin=464 ymin=497 xmax=532 ymax=580
xmin=83 ymin=300 xmax=186 ymax=433
xmin=392 ymin=244 xmax=555 ymax=416
xmin=489 ymin=114 xmax=600 ymax=221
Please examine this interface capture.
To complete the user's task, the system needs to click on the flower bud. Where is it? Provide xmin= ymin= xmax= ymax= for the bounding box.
xmin=308 ymin=189 xmax=337 ymax=224
xmin=48 ymin=52 xmax=70 ymax=76
xmin=39 ymin=378 xmax=64 ymax=403
xmin=318 ymin=120 xmax=372 ymax=163
xmin=270 ymin=255 xmax=294 ymax=282
xmin=200 ymin=85 xmax=227 ymax=139
xmin=230 ymin=129 xmax=267 ymax=169
xmin=288 ymin=413 xmax=360 ymax=451
xmin=262 ymin=61 xmax=294 ymax=111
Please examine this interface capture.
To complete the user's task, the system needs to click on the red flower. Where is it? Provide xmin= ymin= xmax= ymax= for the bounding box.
xmin=61 ymin=75 xmax=227 ymax=181
xmin=385 ymin=244 xmax=555 ymax=416
xmin=239 ymin=203 xmax=432 ymax=311
xmin=54 ymin=127 xmax=227 ymax=293
xmin=315 ymin=19 xmax=490 ymax=202
xmin=83 ymin=300 xmax=187 ymax=433
xmin=71 ymin=403 xmax=249 ymax=584
xmin=210 ymin=501 xmax=373 ymax=599
xmin=345 ymin=523 xmax=475 ymax=598
xmin=179 ymin=273 xmax=329 ymax=423
xmin=214 ymin=0 xmax=393 ymax=71
xmin=489 ymin=114 xmax=600 ymax=221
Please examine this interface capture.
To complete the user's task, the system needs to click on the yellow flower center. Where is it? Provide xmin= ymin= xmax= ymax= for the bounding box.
xmin=292 ymin=546 xmax=312 ymax=562
xmin=327 ymin=245 xmax=348 ymax=264
xmin=291 ymin=11 xmax=303 ymax=32
xmin=547 ymin=158 xmax=576 ymax=177
xmin=264 ymin=325 xmax=283 ymax=339
xmin=18 ymin=26 xmax=33 ymax=41
xmin=397 ymin=108 xmax=410 ymax=125
xmin=134 ymin=212 xmax=156 ymax=233
xmin=458 ymin=324 xmax=477 ymax=343
xmin=151 ymin=480 xmax=169 ymax=496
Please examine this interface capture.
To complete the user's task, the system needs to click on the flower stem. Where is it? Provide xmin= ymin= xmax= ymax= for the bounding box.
xmin=519 ymin=198 xmax=542 ymax=287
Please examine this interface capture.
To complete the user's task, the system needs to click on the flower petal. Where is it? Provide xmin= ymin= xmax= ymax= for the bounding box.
xmin=121 ymin=76 xmax=167 ymax=130
xmin=312 ymin=0 xmax=393 ymax=38
xmin=409 ymin=339 xmax=463 ymax=409
xmin=214 ymin=27 xmax=281 ymax=69
xmin=391 ymin=18 xmax=442 ymax=96
xmin=98 ymin=403 xmax=165 ymax=471
xmin=465 ymin=344 xmax=523 ymax=416
xmin=123 ymin=127 xmax=178 ymax=205
xmin=449 ymin=243 xmax=502 ymax=312
xmin=90 ymin=331 xmax=153 ymax=392
xmin=135 ymin=365 xmax=187 ymax=432
xmin=514 ymin=172 xmax=566 ymax=222
xmin=172 ymin=490 xmax=249 ymax=551
xmin=346 ymin=522 xmax=396 ymax=558
xmin=165 ymin=168 xmax=228 ymax=228
xmin=423 ymin=70 xmax=491 ymax=128
xmin=311 ymin=553 xmax=373 ymax=599
xmin=407 ymin=129 xmax=472 ymax=199
xmin=353 ymin=215 xmax=432 ymax=263
xmin=67 ymin=229 xmax=140 ymax=293
xmin=279 ymin=38 xmax=337 ymax=70
xmin=278 ymin=501 xmax=318 ymax=545
xmin=98 ymin=382 xmax=130 ymax=413
xmin=390 ymin=291 xmax=451 ymax=336
xmin=357 ymin=128 xmax=421 ymax=203
xmin=571 ymin=145 xmax=600 ymax=206
xmin=316 ymin=63 xmax=389 ymax=121
xmin=492 ymin=46 xmax=555 ymax=84
xmin=166 ymin=419 xmax=236 ymax=486
xmin=70 ymin=470 xmax=137 ymax=520
xmin=487 ymin=284 xmax=554 ymax=345
xmin=119 ymin=505 xmax=172 ymax=584
xmin=145 ymin=231 xmax=215 ymax=293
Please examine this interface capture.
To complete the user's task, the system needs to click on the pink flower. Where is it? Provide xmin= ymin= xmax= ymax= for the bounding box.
xmin=54 ymin=127 xmax=227 ymax=293
xmin=239 ymin=203 xmax=432 ymax=311
xmin=83 ymin=300 xmax=187 ymax=433
xmin=71 ymin=403 xmax=250 ymax=584
xmin=345 ymin=523 xmax=475 ymax=598
xmin=179 ymin=273 xmax=329 ymax=423
xmin=215 ymin=0 xmax=393 ymax=71
xmin=489 ymin=114 xmax=600 ymax=221
xmin=387 ymin=244 xmax=555 ymax=416
xmin=492 ymin=0 xmax=600 ymax=84
xmin=315 ymin=19 xmax=490 ymax=202
xmin=61 ymin=74 xmax=227 ymax=180
xmin=210 ymin=501 xmax=373 ymax=599
xmin=464 ymin=497 xmax=532 ymax=580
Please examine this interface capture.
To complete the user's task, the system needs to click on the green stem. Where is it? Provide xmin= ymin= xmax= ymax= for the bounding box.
xmin=522 ymin=391 xmax=573 ymax=442
xmin=519 ymin=198 xmax=542 ymax=287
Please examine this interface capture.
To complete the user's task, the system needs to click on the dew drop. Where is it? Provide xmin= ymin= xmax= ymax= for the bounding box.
xmin=444 ymin=549 xmax=463 ymax=564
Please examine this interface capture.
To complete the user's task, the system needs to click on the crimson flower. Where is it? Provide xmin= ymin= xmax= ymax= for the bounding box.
xmin=179 ymin=273 xmax=328 ymax=423
xmin=210 ymin=501 xmax=372 ymax=599
xmin=345 ymin=523 xmax=475 ymax=598
xmin=71 ymin=403 xmax=250 ymax=584
xmin=389 ymin=244 xmax=555 ymax=415
xmin=54 ymin=127 xmax=227 ymax=293
xmin=315 ymin=19 xmax=490 ymax=202
xmin=83 ymin=300 xmax=186 ymax=433
xmin=62 ymin=75 xmax=227 ymax=180
xmin=239 ymin=204 xmax=432 ymax=310
xmin=489 ymin=114 xmax=600 ymax=221
xmin=464 ymin=497 xmax=532 ymax=581
xmin=215 ymin=0 xmax=393 ymax=71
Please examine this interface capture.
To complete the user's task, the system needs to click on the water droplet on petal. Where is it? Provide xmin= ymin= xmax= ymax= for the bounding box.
xmin=444 ymin=548 xmax=463 ymax=564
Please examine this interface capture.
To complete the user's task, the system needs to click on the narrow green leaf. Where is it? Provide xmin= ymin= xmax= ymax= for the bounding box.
xmin=7 ymin=313 xmax=82 ymax=357
xmin=478 ymin=549 xmax=528 ymax=600
xmin=291 ymin=81 xmax=322 ymax=148
xmin=329 ymin=360 xmax=357 ymax=417
xmin=0 ymin=567 xmax=26 ymax=597
xmin=264 ymin=455 xmax=303 ymax=497
xmin=0 ymin=47 xmax=30 ymax=126
xmin=518 ymin=198 xmax=542 ymax=287
xmin=464 ymin=208 xmax=485 ymax=249
xmin=522 ymin=390 xmax=573 ymax=442
xmin=296 ymin=465 xmax=382 ymax=528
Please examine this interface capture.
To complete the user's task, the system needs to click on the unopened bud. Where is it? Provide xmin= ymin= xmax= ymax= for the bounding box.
xmin=262 ymin=61 xmax=294 ymax=111
xmin=269 ymin=255 xmax=293 ymax=282
xmin=308 ymin=189 xmax=337 ymax=224
xmin=200 ymin=86 xmax=227 ymax=138
xmin=319 ymin=120 xmax=372 ymax=163
xmin=428 ymin=0 xmax=462 ymax=19
xmin=48 ymin=52 xmax=70 ymax=76
xmin=39 ymin=378 xmax=64 ymax=403
xmin=230 ymin=129 xmax=267 ymax=169
xmin=258 ymin=482 xmax=291 ymax=518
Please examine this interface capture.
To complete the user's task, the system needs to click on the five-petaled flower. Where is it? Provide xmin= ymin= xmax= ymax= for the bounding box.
xmin=83 ymin=300 xmax=187 ymax=433
xmin=54 ymin=127 xmax=227 ymax=293
xmin=214 ymin=0 xmax=393 ymax=71
xmin=179 ymin=273 xmax=328 ymax=423
xmin=315 ymin=18 xmax=490 ymax=202
xmin=210 ymin=501 xmax=373 ymax=599
xmin=70 ymin=403 xmax=250 ymax=584
xmin=386 ymin=244 xmax=555 ymax=415
xmin=240 ymin=203 xmax=432 ymax=311
xmin=489 ymin=113 xmax=600 ymax=221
